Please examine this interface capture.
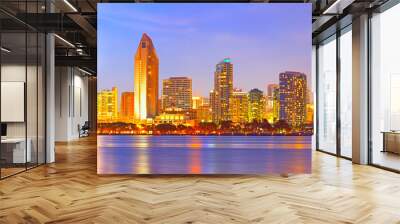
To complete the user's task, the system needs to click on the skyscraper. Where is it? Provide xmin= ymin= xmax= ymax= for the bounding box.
xmin=211 ymin=58 xmax=233 ymax=122
xmin=134 ymin=33 xmax=159 ymax=120
xmin=192 ymin=96 xmax=201 ymax=109
xmin=162 ymin=77 xmax=192 ymax=111
xmin=209 ymin=90 xmax=218 ymax=122
xmin=121 ymin=92 xmax=134 ymax=121
xmin=230 ymin=89 xmax=248 ymax=124
xmin=306 ymin=104 xmax=314 ymax=124
xmin=267 ymin=84 xmax=279 ymax=98
xmin=272 ymin=88 xmax=280 ymax=123
xmin=266 ymin=84 xmax=279 ymax=122
xmin=97 ymin=87 xmax=118 ymax=122
xmin=192 ymin=96 xmax=209 ymax=109
xmin=279 ymin=71 xmax=307 ymax=128
xmin=248 ymin=88 xmax=265 ymax=122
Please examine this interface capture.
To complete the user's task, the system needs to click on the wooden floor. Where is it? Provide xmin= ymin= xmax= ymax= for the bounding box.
xmin=1 ymin=137 xmax=400 ymax=224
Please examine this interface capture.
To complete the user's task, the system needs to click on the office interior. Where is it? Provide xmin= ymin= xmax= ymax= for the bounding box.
xmin=1 ymin=1 xmax=400 ymax=223
xmin=0 ymin=0 xmax=399 ymax=183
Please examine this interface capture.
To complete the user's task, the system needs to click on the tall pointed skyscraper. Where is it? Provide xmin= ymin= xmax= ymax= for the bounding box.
xmin=134 ymin=33 xmax=159 ymax=120
xmin=211 ymin=58 xmax=233 ymax=122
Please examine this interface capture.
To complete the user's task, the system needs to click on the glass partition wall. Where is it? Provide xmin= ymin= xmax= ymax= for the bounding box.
xmin=0 ymin=2 xmax=46 ymax=179
xmin=339 ymin=27 xmax=352 ymax=159
xmin=317 ymin=35 xmax=337 ymax=155
xmin=316 ymin=25 xmax=353 ymax=159
xmin=370 ymin=2 xmax=400 ymax=171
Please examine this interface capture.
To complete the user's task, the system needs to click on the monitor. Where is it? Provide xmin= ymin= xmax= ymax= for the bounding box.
xmin=1 ymin=123 xmax=7 ymax=137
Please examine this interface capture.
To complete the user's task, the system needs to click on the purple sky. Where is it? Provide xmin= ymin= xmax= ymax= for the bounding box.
xmin=98 ymin=3 xmax=311 ymax=97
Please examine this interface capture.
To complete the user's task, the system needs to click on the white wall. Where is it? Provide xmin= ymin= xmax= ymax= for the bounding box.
xmin=1 ymin=63 xmax=46 ymax=164
xmin=55 ymin=67 xmax=89 ymax=141
xmin=1 ymin=65 xmax=26 ymax=139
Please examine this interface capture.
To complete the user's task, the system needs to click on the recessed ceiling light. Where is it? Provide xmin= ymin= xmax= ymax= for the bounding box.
xmin=54 ymin=34 xmax=75 ymax=48
xmin=1 ymin=47 xmax=11 ymax=53
xmin=63 ymin=0 xmax=78 ymax=12
xmin=78 ymin=67 xmax=93 ymax=76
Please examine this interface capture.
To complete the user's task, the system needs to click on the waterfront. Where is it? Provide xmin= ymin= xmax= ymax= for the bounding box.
xmin=97 ymin=135 xmax=311 ymax=174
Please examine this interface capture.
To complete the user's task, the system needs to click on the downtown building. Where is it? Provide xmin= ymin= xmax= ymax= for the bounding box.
xmin=279 ymin=71 xmax=307 ymax=128
xmin=120 ymin=92 xmax=134 ymax=122
xmin=97 ymin=87 xmax=118 ymax=122
xmin=248 ymin=88 xmax=266 ymax=122
xmin=192 ymin=96 xmax=212 ymax=123
xmin=230 ymin=89 xmax=249 ymax=124
xmin=134 ymin=33 xmax=159 ymax=120
xmin=272 ymin=87 xmax=280 ymax=123
xmin=192 ymin=96 xmax=209 ymax=109
xmin=211 ymin=58 xmax=233 ymax=123
xmin=266 ymin=84 xmax=279 ymax=123
xmin=162 ymin=77 xmax=192 ymax=111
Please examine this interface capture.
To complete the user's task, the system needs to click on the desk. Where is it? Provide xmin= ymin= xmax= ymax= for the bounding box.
xmin=1 ymin=138 xmax=31 ymax=163
xmin=382 ymin=131 xmax=400 ymax=154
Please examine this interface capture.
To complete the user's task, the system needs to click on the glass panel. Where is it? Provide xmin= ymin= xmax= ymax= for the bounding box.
xmin=27 ymin=31 xmax=38 ymax=169
xmin=0 ymin=1 xmax=46 ymax=178
xmin=26 ymin=0 xmax=39 ymax=169
xmin=317 ymin=36 xmax=337 ymax=154
xmin=371 ymin=3 xmax=400 ymax=171
xmin=1 ymin=31 xmax=27 ymax=177
xmin=38 ymin=32 xmax=45 ymax=165
xmin=339 ymin=28 xmax=352 ymax=158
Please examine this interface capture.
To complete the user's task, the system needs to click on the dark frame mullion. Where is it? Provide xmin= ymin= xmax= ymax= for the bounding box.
xmin=36 ymin=0 xmax=39 ymax=168
xmin=336 ymin=28 xmax=341 ymax=157
xmin=315 ymin=44 xmax=319 ymax=151
xmin=25 ymin=0 xmax=28 ymax=171
xmin=44 ymin=0 xmax=48 ymax=165
xmin=367 ymin=10 xmax=373 ymax=165
xmin=0 ymin=21 xmax=2 ymax=179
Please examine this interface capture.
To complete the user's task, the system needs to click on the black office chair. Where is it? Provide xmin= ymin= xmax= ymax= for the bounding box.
xmin=79 ymin=121 xmax=90 ymax=138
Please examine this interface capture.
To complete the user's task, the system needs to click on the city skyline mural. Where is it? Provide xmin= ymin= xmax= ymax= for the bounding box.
xmin=97 ymin=3 xmax=313 ymax=174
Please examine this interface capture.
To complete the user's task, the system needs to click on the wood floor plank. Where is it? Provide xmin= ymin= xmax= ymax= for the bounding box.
xmin=0 ymin=136 xmax=399 ymax=223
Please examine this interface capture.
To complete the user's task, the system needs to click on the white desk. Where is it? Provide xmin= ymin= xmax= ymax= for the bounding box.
xmin=1 ymin=138 xmax=31 ymax=163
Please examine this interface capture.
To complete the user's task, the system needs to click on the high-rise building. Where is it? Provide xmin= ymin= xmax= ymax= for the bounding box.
xmin=279 ymin=71 xmax=307 ymax=128
xmin=306 ymin=89 xmax=313 ymax=104
xmin=195 ymin=105 xmax=213 ymax=123
xmin=157 ymin=99 xmax=162 ymax=115
xmin=265 ymin=84 xmax=279 ymax=122
xmin=192 ymin=96 xmax=209 ymax=109
xmin=230 ymin=89 xmax=248 ymax=124
xmin=248 ymin=88 xmax=265 ymax=122
xmin=97 ymin=87 xmax=118 ymax=122
xmin=162 ymin=77 xmax=192 ymax=111
xmin=209 ymin=90 xmax=217 ymax=122
xmin=306 ymin=104 xmax=314 ymax=124
xmin=272 ymin=88 xmax=280 ymax=123
xmin=267 ymin=84 xmax=279 ymax=97
xmin=192 ymin=96 xmax=201 ymax=109
xmin=202 ymin=97 xmax=210 ymax=106
xmin=211 ymin=58 xmax=233 ymax=122
xmin=134 ymin=33 xmax=159 ymax=120
xmin=120 ymin=92 xmax=134 ymax=121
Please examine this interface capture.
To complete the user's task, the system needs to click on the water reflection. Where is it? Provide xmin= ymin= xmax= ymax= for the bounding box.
xmin=97 ymin=136 xmax=311 ymax=174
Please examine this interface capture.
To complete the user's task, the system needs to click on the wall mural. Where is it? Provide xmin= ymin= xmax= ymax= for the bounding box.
xmin=97 ymin=3 xmax=312 ymax=174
